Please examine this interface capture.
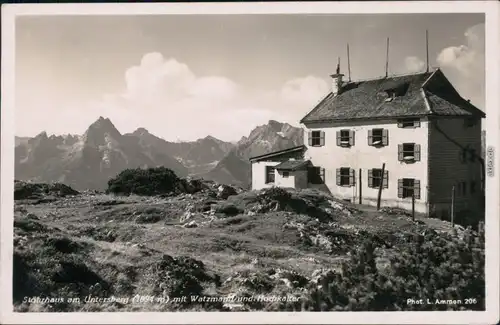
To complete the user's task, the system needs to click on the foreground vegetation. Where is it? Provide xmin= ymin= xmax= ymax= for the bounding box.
xmin=12 ymin=168 xmax=485 ymax=312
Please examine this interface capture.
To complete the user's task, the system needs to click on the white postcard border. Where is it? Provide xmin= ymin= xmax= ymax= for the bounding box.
xmin=1 ymin=2 xmax=498 ymax=324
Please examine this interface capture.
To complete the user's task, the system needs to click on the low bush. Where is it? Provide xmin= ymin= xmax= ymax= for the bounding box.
xmin=106 ymin=167 xmax=183 ymax=196
xmin=297 ymin=228 xmax=485 ymax=311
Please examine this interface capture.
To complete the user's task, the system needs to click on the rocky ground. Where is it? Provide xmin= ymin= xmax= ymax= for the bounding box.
xmin=12 ymin=180 xmax=484 ymax=312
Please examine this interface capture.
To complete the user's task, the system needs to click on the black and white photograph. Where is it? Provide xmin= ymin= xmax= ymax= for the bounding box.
xmin=1 ymin=2 xmax=499 ymax=324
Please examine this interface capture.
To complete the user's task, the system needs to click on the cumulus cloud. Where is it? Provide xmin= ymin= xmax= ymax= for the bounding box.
xmin=404 ymin=56 xmax=425 ymax=73
xmin=436 ymin=23 xmax=485 ymax=109
xmin=98 ymin=52 xmax=327 ymax=141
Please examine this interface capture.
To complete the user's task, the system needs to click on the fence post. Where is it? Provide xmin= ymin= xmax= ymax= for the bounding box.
xmin=451 ymin=186 xmax=455 ymax=227
xmin=359 ymin=168 xmax=362 ymax=204
xmin=376 ymin=163 xmax=386 ymax=210
xmin=412 ymin=192 xmax=415 ymax=222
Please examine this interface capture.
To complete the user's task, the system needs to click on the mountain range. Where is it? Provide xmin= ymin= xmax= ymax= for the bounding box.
xmin=14 ymin=117 xmax=303 ymax=190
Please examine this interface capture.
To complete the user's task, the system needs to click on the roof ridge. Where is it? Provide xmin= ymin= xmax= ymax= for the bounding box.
xmin=347 ymin=69 xmax=436 ymax=84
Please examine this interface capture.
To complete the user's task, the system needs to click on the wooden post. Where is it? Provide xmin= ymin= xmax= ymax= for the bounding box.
xmin=412 ymin=192 xmax=415 ymax=222
xmin=376 ymin=163 xmax=386 ymax=210
xmin=451 ymin=186 xmax=455 ymax=227
xmin=359 ymin=168 xmax=362 ymax=204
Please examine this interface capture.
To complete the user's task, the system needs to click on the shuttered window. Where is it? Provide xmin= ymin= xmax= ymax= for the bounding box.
xmin=308 ymin=166 xmax=325 ymax=184
xmin=368 ymin=128 xmax=388 ymax=146
xmin=308 ymin=130 xmax=325 ymax=147
xmin=265 ymin=166 xmax=275 ymax=184
xmin=397 ymin=178 xmax=420 ymax=199
xmin=398 ymin=143 xmax=421 ymax=162
xmin=336 ymin=167 xmax=355 ymax=187
xmin=397 ymin=118 xmax=421 ymax=128
xmin=336 ymin=129 xmax=355 ymax=147
xmin=368 ymin=169 xmax=388 ymax=189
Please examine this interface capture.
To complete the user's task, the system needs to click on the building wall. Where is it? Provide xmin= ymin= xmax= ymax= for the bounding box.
xmin=294 ymin=170 xmax=308 ymax=189
xmin=428 ymin=117 xmax=483 ymax=218
xmin=251 ymin=161 xmax=281 ymax=190
xmin=303 ymin=118 xmax=430 ymax=213
xmin=275 ymin=169 xmax=296 ymax=188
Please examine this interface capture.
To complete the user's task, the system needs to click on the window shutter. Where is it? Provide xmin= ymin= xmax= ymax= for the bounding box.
xmin=336 ymin=168 xmax=341 ymax=186
xmin=398 ymin=144 xmax=404 ymax=161
xmin=414 ymin=119 xmax=421 ymax=128
xmin=349 ymin=169 xmax=355 ymax=186
xmin=321 ymin=168 xmax=326 ymax=182
xmin=308 ymin=131 xmax=312 ymax=146
xmin=414 ymin=144 xmax=421 ymax=161
xmin=349 ymin=130 xmax=355 ymax=146
xmin=397 ymin=121 xmax=403 ymax=128
xmin=414 ymin=180 xmax=421 ymax=199
xmin=336 ymin=131 xmax=341 ymax=146
xmin=368 ymin=129 xmax=373 ymax=146
xmin=398 ymin=179 xmax=403 ymax=198
xmin=383 ymin=170 xmax=388 ymax=189
xmin=368 ymin=169 xmax=373 ymax=188
xmin=382 ymin=129 xmax=389 ymax=146
xmin=319 ymin=131 xmax=325 ymax=146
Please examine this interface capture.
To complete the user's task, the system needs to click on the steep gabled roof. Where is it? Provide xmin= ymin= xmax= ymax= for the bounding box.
xmin=274 ymin=159 xmax=311 ymax=171
xmin=300 ymin=69 xmax=485 ymax=124
xmin=248 ymin=145 xmax=306 ymax=162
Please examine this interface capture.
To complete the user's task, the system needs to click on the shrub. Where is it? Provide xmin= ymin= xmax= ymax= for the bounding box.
xmin=106 ymin=167 xmax=182 ymax=196
xmin=296 ymin=231 xmax=485 ymax=311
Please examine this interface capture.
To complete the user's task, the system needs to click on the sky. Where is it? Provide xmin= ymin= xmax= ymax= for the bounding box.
xmin=15 ymin=13 xmax=485 ymax=142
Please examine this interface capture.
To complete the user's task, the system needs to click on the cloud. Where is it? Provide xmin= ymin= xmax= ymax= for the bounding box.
xmin=404 ymin=56 xmax=425 ymax=73
xmin=436 ymin=23 xmax=485 ymax=109
xmin=96 ymin=52 xmax=327 ymax=141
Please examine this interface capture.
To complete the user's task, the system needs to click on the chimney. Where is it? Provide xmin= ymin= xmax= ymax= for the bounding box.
xmin=330 ymin=57 xmax=344 ymax=96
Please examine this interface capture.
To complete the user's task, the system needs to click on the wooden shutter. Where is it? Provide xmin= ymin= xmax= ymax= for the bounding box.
xmin=349 ymin=130 xmax=355 ymax=146
xmin=397 ymin=179 xmax=403 ymax=198
xmin=414 ymin=179 xmax=421 ymax=199
xmin=398 ymin=144 xmax=404 ymax=161
xmin=382 ymin=129 xmax=389 ymax=146
xmin=308 ymin=131 xmax=313 ymax=146
xmin=321 ymin=168 xmax=326 ymax=183
xmin=368 ymin=169 xmax=373 ymax=188
xmin=336 ymin=131 xmax=341 ymax=146
xmin=336 ymin=168 xmax=341 ymax=186
xmin=383 ymin=170 xmax=388 ymax=189
xmin=349 ymin=168 xmax=355 ymax=186
xmin=319 ymin=131 xmax=325 ymax=146
xmin=414 ymin=144 xmax=421 ymax=161
xmin=368 ymin=129 xmax=373 ymax=146
xmin=414 ymin=119 xmax=421 ymax=127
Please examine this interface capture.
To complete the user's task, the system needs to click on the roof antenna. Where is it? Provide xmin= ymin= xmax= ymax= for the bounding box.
xmin=426 ymin=29 xmax=430 ymax=72
xmin=385 ymin=37 xmax=389 ymax=78
xmin=336 ymin=57 xmax=340 ymax=75
xmin=347 ymin=43 xmax=352 ymax=82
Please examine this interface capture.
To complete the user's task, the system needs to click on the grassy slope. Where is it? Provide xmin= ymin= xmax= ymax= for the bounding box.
xmin=13 ymin=187 xmax=480 ymax=312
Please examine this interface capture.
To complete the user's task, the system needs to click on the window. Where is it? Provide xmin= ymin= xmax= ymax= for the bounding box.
xmin=398 ymin=143 xmax=421 ymax=162
xmin=398 ymin=178 xmax=421 ymax=199
xmin=336 ymin=167 xmax=355 ymax=187
xmin=368 ymin=128 xmax=388 ymax=146
xmin=308 ymin=166 xmax=325 ymax=184
xmin=368 ymin=168 xmax=388 ymax=189
xmin=265 ymin=166 xmax=275 ymax=184
xmin=308 ymin=130 xmax=325 ymax=147
xmin=460 ymin=146 xmax=477 ymax=163
xmin=282 ymin=171 xmax=290 ymax=178
xmin=457 ymin=181 xmax=467 ymax=196
xmin=470 ymin=181 xmax=476 ymax=194
xmin=337 ymin=129 xmax=354 ymax=147
xmin=397 ymin=118 xmax=421 ymax=128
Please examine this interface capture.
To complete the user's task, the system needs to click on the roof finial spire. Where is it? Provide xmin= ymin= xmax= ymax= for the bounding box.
xmin=385 ymin=37 xmax=390 ymax=78
xmin=347 ymin=43 xmax=352 ymax=82
xmin=426 ymin=29 xmax=430 ymax=72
